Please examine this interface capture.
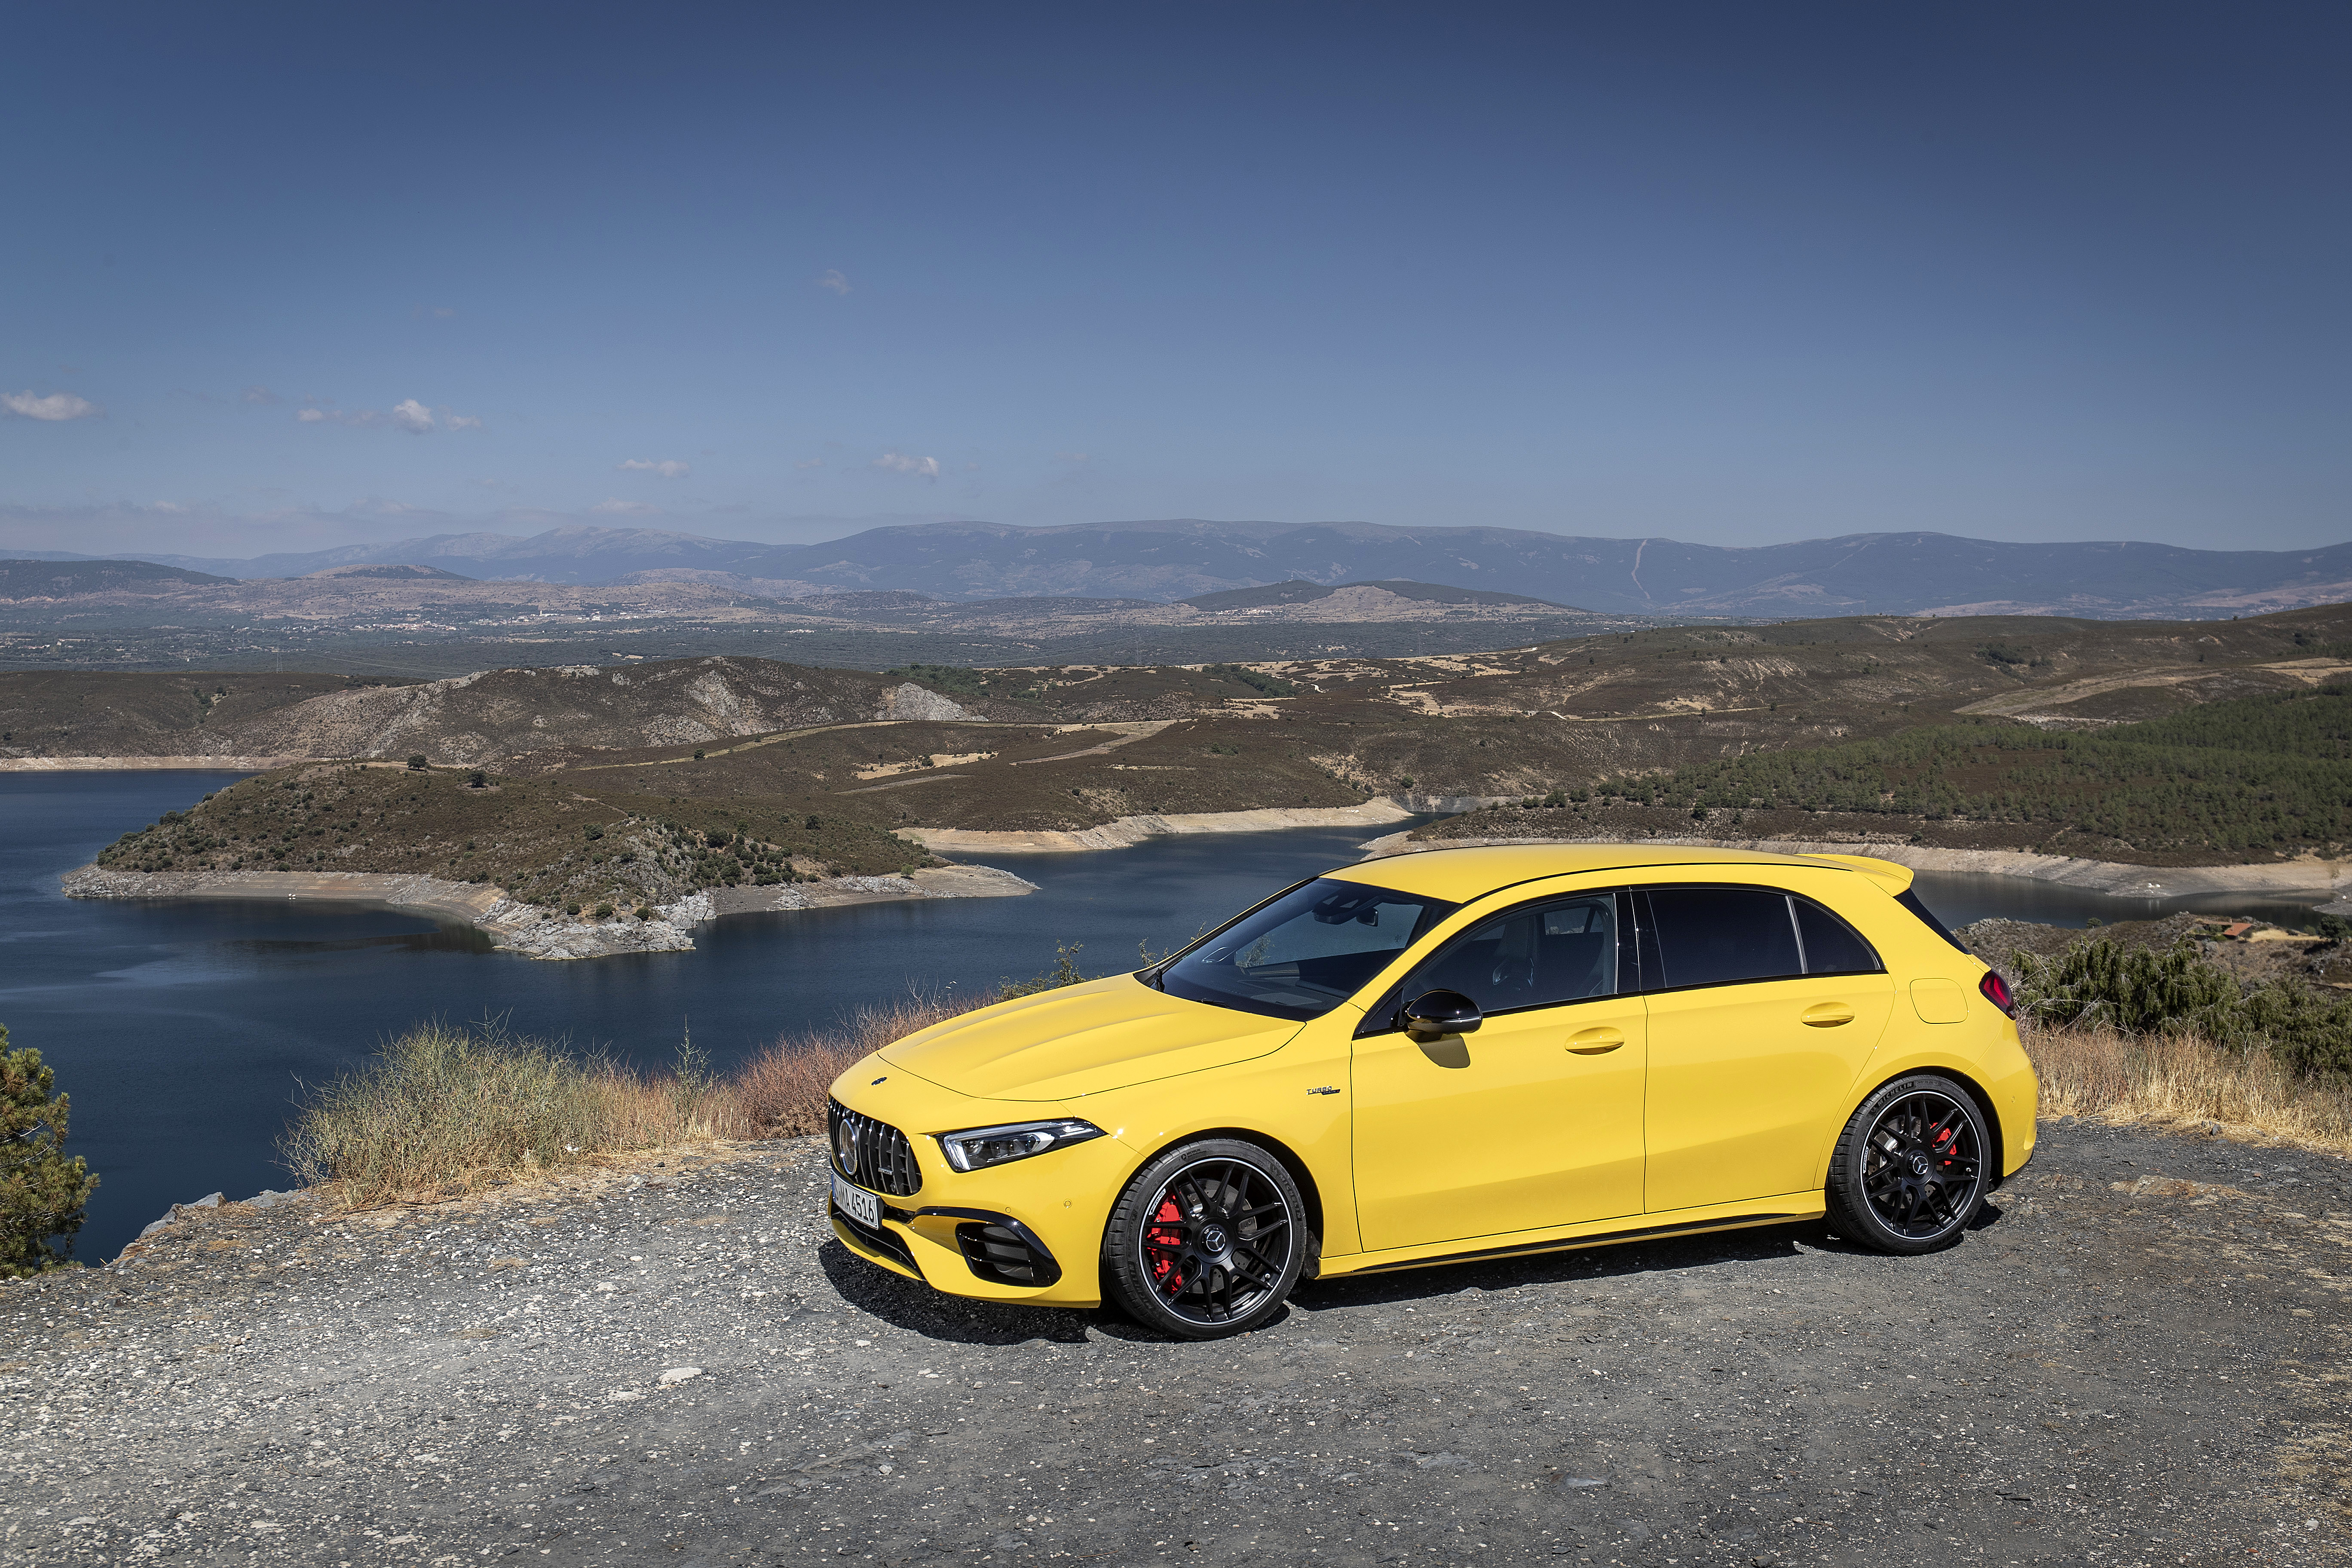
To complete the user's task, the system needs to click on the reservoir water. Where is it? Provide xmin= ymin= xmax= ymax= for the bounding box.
xmin=1 ymin=771 xmax=2331 ymax=1261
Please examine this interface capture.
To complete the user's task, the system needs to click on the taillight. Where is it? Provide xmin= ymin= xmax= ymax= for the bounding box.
xmin=1979 ymin=970 xmax=2016 ymax=1019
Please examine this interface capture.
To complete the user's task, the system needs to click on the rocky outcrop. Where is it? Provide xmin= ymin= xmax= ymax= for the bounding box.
xmin=58 ymin=861 xmax=1037 ymax=959
xmin=878 ymin=682 xmax=984 ymax=723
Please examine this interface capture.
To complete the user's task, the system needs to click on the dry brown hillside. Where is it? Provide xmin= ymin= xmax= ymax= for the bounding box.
xmin=0 ymin=671 xmax=414 ymax=757
xmin=12 ymin=603 xmax=2352 ymax=833
xmin=3 ymin=658 xmax=1042 ymax=766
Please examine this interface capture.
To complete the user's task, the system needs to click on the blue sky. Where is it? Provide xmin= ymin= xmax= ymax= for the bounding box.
xmin=3 ymin=2 xmax=2346 ymax=560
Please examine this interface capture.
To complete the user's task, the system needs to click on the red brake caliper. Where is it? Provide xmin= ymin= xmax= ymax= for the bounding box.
xmin=1147 ymin=1197 xmax=1186 ymax=1289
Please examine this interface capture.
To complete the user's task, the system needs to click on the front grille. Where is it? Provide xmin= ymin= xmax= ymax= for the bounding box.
xmin=955 ymin=1221 xmax=1062 ymax=1288
xmin=827 ymin=1098 xmax=922 ymax=1197
xmin=831 ymin=1202 xmax=919 ymax=1273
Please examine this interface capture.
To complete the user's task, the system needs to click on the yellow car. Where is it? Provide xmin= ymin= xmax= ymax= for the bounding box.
xmin=825 ymin=844 xmax=2036 ymax=1338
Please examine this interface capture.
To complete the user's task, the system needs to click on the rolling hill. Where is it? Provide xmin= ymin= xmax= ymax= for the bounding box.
xmin=19 ymin=521 xmax=2352 ymax=618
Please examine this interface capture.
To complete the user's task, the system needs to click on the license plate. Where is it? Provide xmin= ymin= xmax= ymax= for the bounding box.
xmin=831 ymin=1172 xmax=880 ymax=1229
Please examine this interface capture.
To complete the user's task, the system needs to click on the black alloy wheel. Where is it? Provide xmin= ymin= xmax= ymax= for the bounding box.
xmin=1825 ymin=1073 xmax=1989 ymax=1254
xmin=1102 ymin=1138 xmax=1308 ymax=1339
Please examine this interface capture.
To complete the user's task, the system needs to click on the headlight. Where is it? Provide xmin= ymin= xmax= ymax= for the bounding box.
xmin=936 ymin=1118 xmax=1106 ymax=1173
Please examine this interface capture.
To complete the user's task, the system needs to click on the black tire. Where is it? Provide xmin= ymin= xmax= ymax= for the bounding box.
xmin=1825 ymin=1074 xmax=1989 ymax=1254
xmin=1102 ymin=1139 xmax=1307 ymax=1339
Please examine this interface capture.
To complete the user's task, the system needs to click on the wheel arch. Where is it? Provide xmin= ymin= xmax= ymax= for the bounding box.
xmin=1112 ymin=1125 xmax=1328 ymax=1268
xmin=1833 ymin=1063 xmax=2008 ymax=1193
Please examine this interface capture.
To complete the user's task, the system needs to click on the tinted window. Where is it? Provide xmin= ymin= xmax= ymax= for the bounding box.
xmin=1160 ymin=879 xmax=1459 ymax=1021
xmin=1794 ymin=897 xmax=1882 ymax=974
xmin=1645 ymin=888 xmax=1802 ymax=989
xmin=1400 ymin=894 xmax=1620 ymax=1015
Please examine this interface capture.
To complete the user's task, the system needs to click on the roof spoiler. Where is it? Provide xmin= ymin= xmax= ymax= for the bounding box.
xmin=1804 ymin=852 xmax=1914 ymax=894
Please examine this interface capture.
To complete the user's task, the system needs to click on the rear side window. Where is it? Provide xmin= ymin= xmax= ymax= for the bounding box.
xmin=1644 ymin=888 xmax=1803 ymax=988
xmin=1640 ymin=886 xmax=1885 ymax=991
xmin=1793 ymin=897 xmax=1882 ymax=975
xmin=1896 ymin=888 xmax=1972 ymax=955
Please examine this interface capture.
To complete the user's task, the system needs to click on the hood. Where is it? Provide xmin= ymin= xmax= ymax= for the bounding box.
xmin=879 ymin=974 xmax=1300 ymax=1101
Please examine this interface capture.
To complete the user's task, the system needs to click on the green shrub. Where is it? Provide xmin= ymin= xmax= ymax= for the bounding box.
xmin=0 ymin=1025 xmax=98 ymax=1277
xmin=2014 ymin=940 xmax=2352 ymax=1080
xmin=999 ymin=942 xmax=1089 ymax=998
xmin=1205 ymin=663 xmax=1297 ymax=697
xmin=882 ymin=663 xmax=992 ymax=697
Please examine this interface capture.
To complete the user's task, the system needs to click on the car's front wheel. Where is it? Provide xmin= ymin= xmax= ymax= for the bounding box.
xmin=1102 ymin=1139 xmax=1307 ymax=1339
xmin=1825 ymin=1073 xmax=1990 ymax=1253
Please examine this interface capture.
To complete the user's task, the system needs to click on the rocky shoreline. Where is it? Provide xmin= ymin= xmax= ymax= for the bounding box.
xmin=1357 ymin=830 xmax=2352 ymax=906
xmin=904 ymin=797 xmax=1415 ymax=853
xmin=57 ymin=861 xmax=1038 ymax=959
xmin=0 ymin=753 xmax=308 ymax=771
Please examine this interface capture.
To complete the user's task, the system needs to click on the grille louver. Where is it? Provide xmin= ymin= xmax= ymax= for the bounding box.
xmin=827 ymin=1098 xmax=922 ymax=1197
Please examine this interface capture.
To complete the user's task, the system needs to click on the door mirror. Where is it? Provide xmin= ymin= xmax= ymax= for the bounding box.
xmin=1403 ymin=989 xmax=1482 ymax=1041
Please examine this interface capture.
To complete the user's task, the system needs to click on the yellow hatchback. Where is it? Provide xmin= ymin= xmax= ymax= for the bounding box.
xmin=825 ymin=844 xmax=2037 ymax=1338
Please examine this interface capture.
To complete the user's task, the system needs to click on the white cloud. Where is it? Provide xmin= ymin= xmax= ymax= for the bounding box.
xmin=2 ymin=389 xmax=102 ymax=422
xmin=816 ymin=269 xmax=851 ymax=295
xmin=294 ymin=398 xmax=480 ymax=432
xmin=591 ymin=497 xmax=659 ymax=515
xmin=872 ymin=451 xmax=940 ymax=479
xmin=242 ymin=386 xmax=280 ymax=405
xmin=794 ymin=457 xmax=824 ymax=470
xmin=617 ymin=458 xmax=690 ymax=478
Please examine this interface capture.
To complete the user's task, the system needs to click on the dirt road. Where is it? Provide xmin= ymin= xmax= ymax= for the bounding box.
xmin=3 ymin=1119 xmax=2347 ymax=1566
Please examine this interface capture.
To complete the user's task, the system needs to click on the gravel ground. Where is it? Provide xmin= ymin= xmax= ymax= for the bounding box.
xmin=3 ymin=1121 xmax=2349 ymax=1568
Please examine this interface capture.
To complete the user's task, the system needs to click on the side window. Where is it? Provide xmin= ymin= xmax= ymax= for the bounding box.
xmin=1793 ymin=896 xmax=1883 ymax=975
xmin=1396 ymin=893 xmax=1620 ymax=1016
xmin=1642 ymin=887 xmax=1804 ymax=989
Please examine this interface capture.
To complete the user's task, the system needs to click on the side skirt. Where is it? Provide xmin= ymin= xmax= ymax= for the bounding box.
xmin=1324 ymin=1206 xmax=1824 ymax=1278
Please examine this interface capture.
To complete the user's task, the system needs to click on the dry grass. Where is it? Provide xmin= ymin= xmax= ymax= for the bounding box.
xmin=2030 ymin=1021 xmax=2352 ymax=1158
xmin=282 ymin=1021 xmax=744 ymax=1208
xmin=729 ymin=994 xmax=979 ymax=1137
xmin=284 ymin=994 xmax=989 ymax=1208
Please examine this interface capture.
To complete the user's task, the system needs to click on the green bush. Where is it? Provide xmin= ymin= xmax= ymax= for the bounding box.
xmin=0 ymin=1025 xmax=98 ymax=1277
xmin=1205 ymin=663 xmax=1297 ymax=697
xmin=882 ymin=663 xmax=993 ymax=697
xmin=2014 ymin=940 xmax=2352 ymax=1080
xmin=999 ymin=942 xmax=1089 ymax=998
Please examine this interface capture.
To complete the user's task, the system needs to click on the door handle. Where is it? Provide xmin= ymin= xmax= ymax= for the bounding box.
xmin=1567 ymin=1028 xmax=1625 ymax=1054
xmin=1802 ymin=1004 xmax=1856 ymax=1028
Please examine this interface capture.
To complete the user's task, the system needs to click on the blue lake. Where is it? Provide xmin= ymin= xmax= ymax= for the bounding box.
xmin=0 ymin=771 xmax=2328 ymax=1261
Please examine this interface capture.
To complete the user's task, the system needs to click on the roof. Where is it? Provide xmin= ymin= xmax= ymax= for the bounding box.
xmin=1327 ymin=842 xmax=1915 ymax=903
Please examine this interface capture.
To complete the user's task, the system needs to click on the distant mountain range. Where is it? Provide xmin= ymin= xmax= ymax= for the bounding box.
xmin=18 ymin=519 xmax=2352 ymax=619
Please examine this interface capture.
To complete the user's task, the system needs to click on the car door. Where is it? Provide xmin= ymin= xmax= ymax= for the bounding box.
xmin=1636 ymin=884 xmax=1895 ymax=1214
xmin=1351 ymin=890 xmax=1647 ymax=1250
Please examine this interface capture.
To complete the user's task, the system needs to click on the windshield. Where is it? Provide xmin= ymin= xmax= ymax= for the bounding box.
xmin=1158 ymin=878 xmax=1460 ymax=1021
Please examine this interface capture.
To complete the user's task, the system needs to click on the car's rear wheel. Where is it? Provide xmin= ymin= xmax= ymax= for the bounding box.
xmin=1825 ymin=1074 xmax=1988 ymax=1253
xmin=1102 ymin=1139 xmax=1306 ymax=1339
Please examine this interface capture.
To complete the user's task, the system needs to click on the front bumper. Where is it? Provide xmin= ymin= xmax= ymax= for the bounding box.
xmin=829 ymin=1198 xmax=1068 ymax=1292
xmin=821 ymin=1062 xmax=1138 ymax=1308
